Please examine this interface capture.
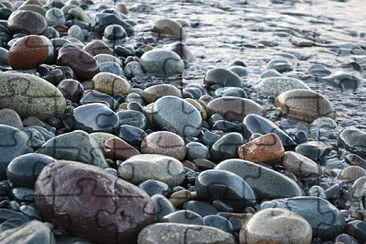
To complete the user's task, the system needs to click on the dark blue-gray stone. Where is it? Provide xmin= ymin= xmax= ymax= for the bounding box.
xmin=118 ymin=125 xmax=147 ymax=146
xmin=186 ymin=142 xmax=209 ymax=160
xmin=183 ymin=201 xmax=218 ymax=217
xmin=339 ymin=128 xmax=366 ymax=159
xmin=261 ymin=196 xmax=345 ymax=239
xmin=139 ymin=179 xmax=170 ymax=197
xmin=215 ymin=87 xmax=247 ymax=98
xmin=151 ymin=194 xmax=175 ymax=220
xmin=80 ymin=90 xmax=119 ymax=109
xmin=210 ymin=132 xmax=244 ymax=162
xmin=295 ymin=141 xmax=332 ymax=164
xmin=11 ymin=187 xmax=34 ymax=202
xmin=203 ymin=215 xmax=233 ymax=233
xmin=117 ymin=110 xmax=147 ymax=130
xmin=204 ymin=68 xmax=243 ymax=88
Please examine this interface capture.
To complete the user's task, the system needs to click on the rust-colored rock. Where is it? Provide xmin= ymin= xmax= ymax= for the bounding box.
xmin=238 ymin=133 xmax=285 ymax=163
xmin=35 ymin=160 xmax=156 ymax=244
xmin=8 ymin=35 xmax=52 ymax=69
xmin=103 ymin=137 xmax=140 ymax=160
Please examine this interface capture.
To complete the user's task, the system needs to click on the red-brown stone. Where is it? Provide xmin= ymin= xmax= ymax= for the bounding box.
xmin=103 ymin=137 xmax=140 ymax=160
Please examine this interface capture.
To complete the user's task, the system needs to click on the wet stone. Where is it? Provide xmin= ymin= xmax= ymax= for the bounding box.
xmin=117 ymin=110 xmax=147 ymax=129
xmin=203 ymin=215 xmax=233 ymax=233
xmin=45 ymin=7 xmax=66 ymax=25
xmin=80 ymin=90 xmax=119 ymax=109
xmin=204 ymin=68 xmax=244 ymax=90
xmin=118 ymin=124 xmax=147 ymax=147
xmin=151 ymin=194 xmax=175 ymax=220
xmin=346 ymin=220 xmax=366 ymax=243
xmin=295 ymin=141 xmax=332 ymax=164
xmin=266 ymin=59 xmax=293 ymax=73
xmin=103 ymin=137 xmax=140 ymax=160
xmin=339 ymin=128 xmax=366 ymax=159
xmin=183 ymin=200 xmax=218 ymax=217
xmin=186 ymin=142 xmax=209 ymax=160
xmin=11 ymin=187 xmax=34 ymax=202
xmin=210 ymin=132 xmax=244 ymax=162
xmin=139 ymin=179 xmax=170 ymax=197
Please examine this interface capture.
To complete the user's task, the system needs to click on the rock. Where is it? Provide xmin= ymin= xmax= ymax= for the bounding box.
xmin=139 ymin=180 xmax=170 ymax=197
xmin=238 ymin=133 xmax=285 ymax=163
xmin=90 ymin=132 xmax=119 ymax=147
xmin=45 ymin=7 xmax=66 ymax=25
xmin=261 ymin=69 xmax=282 ymax=78
xmin=334 ymin=233 xmax=359 ymax=244
xmin=339 ymin=128 xmax=366 ymax=159
xmin=195 ymin=169 xmax=256 ymax=211
xmin=0 ymin=125 xmax=28 ymax=179
xmin=80 ymin=90 xmax=118 ymax=109
xmin=103 ymin=24 xmax=127 ymax=42
xmin=36 ymin=130 xmax=108 ymax=168
xmin=255 ymin=77 xmax=310 ymax=97
xmin=151 ymin=194 xmax=175 ymax=220
xmin=204 ymin=68 xmax=244 ymax=89
xmin=0 ymin=108 xmax=23 ymax=128
xmin=207 ymin=97 xmax=264 ymax=122
xmin=141 ymin=131 xmax=186 ymax=160
xmin=140 ymin=49 xmax=184 ymax=77
xmin=117 ymin=110 xmax=147 ymax=129
xmin=308 ymin=185 xmax=326 ymax=198
xmin=0 ymin=73 xmax=66 ymax=120
xmin=345 ymin=154 xmax=366 ymax=170
xmin=323 ymin=72 xmax=363 ymax=91
xmin=152 ymin=96 xmax=202 ymax=137
xmin=291 ymin=37 xmax=314 ymax=47
xmin=210 ymin=132 xmax=244 ymax=162
xmin=346 ymin=220 xmax=366 ymax=243
xmin=69 ymin=103 xmax=119 ymax=133
xmin=57 ymin=78 xmax=84 ymax=102
xmin=240 ymin=208 xmax=312 ymax=244
xmin=118 ymin=125 xmax=146 ymax=146
xmin=124 ymin=61 xmax=144 ymax=78
xmin=266 ymin=59 xmax=293 ymax=73
xmin=92 ymin=72 xmax=131 ymax=95
xmin=0 ymin=220 xmax=55 ymax=244
xmin=152 ymin=19 xmax=185 ymax=40
xmin=281 ymin=151 xmax=322 ymax=178
xmin=83 ymin=40 xmax=115 ymax=56
xmin=261 ymin=196 xmax=345 ymax=239
xmin=8 ymin=10 xmax=47 ymax=34
xmin=8 ymin=35 xmax=53 ymax=70
xmin=243 ymin=114 xmax=296 ymax=147
xmin=141 ymin=84 xmax=182 ymax=103
xmin=275 ymin=89 xmax=336 ymax=122
xmin=295 ymin=141 xmax=332 ymax=164
xmin=215 ymin=159 xmax=303 ymax=200
xmin=186 ymin=142 xmax=209 ymax=160
xmin=12 ymin=187 xmax=34 ymax=202
xmin=183 ymin=201 xmax=218 ymax=217
xmin=98 ymin=61 xmax=124 ymax=76
xmin=169 ymin=189 xmax=192 ymax=208
xmin=118 ymin=154 xmax=185 ymax=187
xmin=103 ymin=137 xmax=140 ymax=160
xmin=169 ymin=42 xmax=194 ymax=61
xmin=138 ymin=223 xmax=236 ymax=244
xmin=57 ymin=45 xmax=99 ymax=80
xmin=7 ymin=153 xmax=55 ymax=188
xmin=307 ymin=64 xmax=331 ymax=77
xmin=162 ymin=210 xmax=203 ymax=225
xmin=35 ymin=160 xmax=156 ymax=244
xmin=337 ymin=166 xmax=366 ymax=182
xmin=203 ymin=215 xmax=233 ymax=233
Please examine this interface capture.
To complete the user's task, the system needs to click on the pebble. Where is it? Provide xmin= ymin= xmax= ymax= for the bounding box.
xmin=337 ymin=166 xmax=366 ymax=182
xmin=169 ymin=189 xmax=192 ymax=207
xmin=207 ymin=97 xmax=264 ymax=122
xmin=83 ymin=40 xmax=115 ymax=56
xmin=261 ymin=196 xmax=345 ymax=239
xmin=140 ymin=49 xmax=184 ymax=77
xmin=241 ymin=208 xmax=312 ymax=244
xmin=255 ymin=76 xmax=310 ymax=97
xmin=152 ymin=18 xmax=185 ymax=40
xmin=307 ymin=63 xmax=331 ymax=77
xmin=80 ymin=90 xmax=118 ymax=109
xmin=204 ymin=68 xmax=244 ymax=89
xmin=141 ymin=84 xmax=182 ymax=103
xmin=266 ymin=59 xmax=293 ymax=73
xmin=183 ymin=200 xmax=218 ymax=217
xmin=210 ymin=132 xmax=244 ymax=161
xmin=345 ymin=154 xmax=366 ymax=170
xmin=103 ymin=137 xmax=140 ymax=160
xmin=323 ymin=72 xmax=363 ymax=91
xmin=281 ymin=151 xmax=322 ymax=178
xmin=0 ymin=108 xmax=23 ymax=129
xmin=118 ymin=124 xmax=146 ymax=146
xmin=215 ymin=87 xmax=247 ymax=98
xmin=151 ymin=194 xmax=175 ymax=220
xmin=295 ymin=141 xmax=332 ymax=164
xmin=339 ymin=128 xmax=366 ymax=159
xmin=238 ymin=133 xmax=285 ymax=163
xmin=35 ymin=160 xmax=156 ymax=244
xmin=36 ymin=130 xmax=109 ymax=168
xmin=139 ymin=179 xmax=170 ymax=197
xmin=203 ymin=215 xmax=233 ymax=233
xmin=57 ymin=78 xmax=84 ymax=103
xmin=8 ymin=10 xmax=48 ymax=35
xmin=162 ymin=209 xmax=203 ymax=225
xmin=261 ymin=69 xmax=282 ymax=78
xmin=98 ymin=61 xmax=124 ymax=75
xmin=215 ymin=159 xmax=303 ymax=200
xmin=118 ymin=154 xmax=185 ymax=187
xmin=141 ymin=131 xmax=187 ymax=160
xmin=186 ymin=142 xmax=209 ymax=160
xmin=169 ymin=42 xmax=194 ymax=61
xmin=346 ymin=220 xmax=366 ymax=242
xmin=11 ymin=187 xmax=34 ymax=202
xmin=275 ymin=89 xmax=336 ymax=122
xmin=117 ymin=110 xmax=147 ymax=129
xmin=137 ymin=223 xmax=236 ymax=244
xmin=103 ymin=24 xmax=127 ymax=42
xmin=334 ymin=233 xmax=359 ymax=244
xmin=152 ymin=96 xmax=202 ymax=137
xmin=45 ymin=8 xmax=66 ymax=25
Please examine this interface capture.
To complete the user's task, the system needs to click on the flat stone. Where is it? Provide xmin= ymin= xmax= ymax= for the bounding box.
xmin=183 ymin=201 xmax=218 ymax=217
xmin=118 ymin=154 xmax=185 ymax=187
xmin=255 ymin=77 xmax=310 ymax=97
xmin=241 ymin=208 xmax=312 ymax=244
xmin=275 ymin=89 xmax=336 ymax=123
xmin=204 ymin=68 xmax=244 ymax=89
xmin=36 ymin=130 xmax=108 ymax=168
xmin=238 ymin=133 xmax=285 ymax=163
xmin=261 ymin=196 xmax=345 ymax=239
xmin=35 ymin=160 xmax=156 ymax=244
xmin=215 ymin=159 xmax=303 ymax=200
xmin=281 ymin=151 xmax=322 ymax=178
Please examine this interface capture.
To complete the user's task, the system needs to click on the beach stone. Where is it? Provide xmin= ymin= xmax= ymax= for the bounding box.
xmin=240 ymin=208 xmax=312 ymax=244
xmin=334 ymin=233 xmax=359 ymax=244
xmin=267 ymin=59 xmax=293 ymax=73
xmin=169 ymin=42 xmax=194 ymax=61
xmin=215 ymin=87 xmax=247 ymax=98
xmin=90 ymin=132 xmax=119 ymax=148
xmin=57 ymin=78 xmax=84 ymax=103
xmin=118 ymin=125 xmax=146 ymax=146
xmin=152 ymin=18 xmax=185 ymax=40
xmin=141 ymin=131 xmax=186 ymax=160
xmin=117 ymin=110 xmax=147 ymax=129
xmin=307 ymin=64 xmax=331 ymax=77
xmin=7 ymin=153 xmax=55 ymax=188
xmin=203 ymin=215 xmax=233 ymax=233
xmin=124 ymin=61 xmax=144 ymax=78
xmin=346 ymin=220 xmax=366 ymax=243
xmin=0 ymin=73 xmax=66 ymax=120
xmin=228 ymin=66 xmax=248 ymax=77
xmin=139 ymin=180 xmax=170 ymax=197
xmin=295 ymin=141 xmax=332 ymax=164
xmin=103 ymin=24 xmax=127 ymax=42
xmin=183 ymin=201 xmax=217 ymax=217
xmin=207 ymin=97 xmax=263 ymax=122
xmin=339 ymin=128 xmax=366 ymax=159
xmin=68 ymin=25 xmax=85 ymax=41
xmin=204 ymin=68 xmax=244 ymax=89
xmin=115 ymin=3 xmax=128 ymax=14
xmin=45 ymin=7 xmax=65 ymax=25
xmin=255 ymin=77 xmax=310 ymax=97
xmin=118 ymin=154 xmax=185 ymax=187
xmin=261 ymin=196 xmax=345 ymax=239
xmin=323 ymin=72 xmax=363 ymax=91
xmin=195 ymin=169 xmax=256 ymax=211
xmin=23 ymin=127 xmax=45 ymax=147
xmin=57 ymin=45 xmax=99 ymax=80
xmin=98 ymin=61 xmax=124 ymax=76
xmin=140 ymin=49 xmax=184 ymax=77
xmin=169 ymin=189 xmax=192 ymax=208
xmin=0 ymin=220 xmax=55 ymax=244
xmin=210 ymin=132 xmax=244 ymax=162
xmin=151 ymin=194 xmax=175 ymax=220
xmin=83 ymin=40 xmax=114 ymax=56
xmin=275 ymin=89 xmax=336 ymax=122
xmin=80 ymin=90 xmax=118 ymax=109
xmin=291 ymin=37 xmax=314 ymax=47
xmin=261 ymin=69 xmax=282 ymax=78
xmin=92 ymin=72 xmax=131 ymax=95
xmin=337 ymin=166 xmax=366 ymax=182
xmin=8 ymin=10 xmax=47 ymax=34
xmin=244 ymin=114 xmax=296 ymax=147
xmin=186 ymin=142 xmax=209 ymax=160
xmin=345 ymin=154 xmax=366 ymax=170
xmin=8 ymin=35 xmax=53 ymax=70
xmin=36 ymin=130 xmax=108 ymax=168
xmin=162 ymin=210 xmax=203 ymax=225
xmin=141 ymin=84 xmax=182 ymax=103
xmin=0 ymin=125 xmax=28 ymax=179
xmin=152 ymin=96 xmax=202 ymax=137
xmin=0 ymin=108 xmax=22 ymax=128
xmin=71 ymin=103 xmax=119 ymax=133
xmin=308 ymin=185 xmax=326 ymax=198
xmin=238 ymin=133 xmax=285 ymax=163
xmin=103 ymin=137 xmax=140 ymax=160
xmin=138 ymin=223 xmax=236 ymax=244
xmin=12 ymin=187 xmax=34 ymax=202
xmin=94 ymin=13 xmax=134 ymax=36
xmin=281 ymin=151 xmax=322 ymax=178
xmin=215 ymin=159 xmax=303 ymax=200
xmin=35 ymin=160 xmax=156 ymax=244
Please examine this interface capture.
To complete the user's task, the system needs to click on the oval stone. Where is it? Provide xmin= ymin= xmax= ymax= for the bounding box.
xmin=255 ymin=77 xmax=310 ymax=97
xmin=339 ymin=128 xmax=366 ymax=159
xmin=8 ymin=10 xmax=47 ymax=35
xmin=35 ymin=160 xmax=156 ymax=244
xmin=92 ymin=72 xmax=131 ymax=95
xmin=152 ymin=19 xmax=185 ymax=40
xmin=281 ymin=151 xmax=322 ymax=178
xmin=140 ymin=49 xmax=184 ymax=77
xmin=204 ymin=68 xmax=244 ymax=88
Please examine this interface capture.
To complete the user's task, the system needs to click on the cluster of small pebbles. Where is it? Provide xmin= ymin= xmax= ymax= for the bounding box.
xmin=0 ymin=0 xmax=365 ymax=243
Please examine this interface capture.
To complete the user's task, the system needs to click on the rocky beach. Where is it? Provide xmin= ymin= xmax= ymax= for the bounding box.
xmin=0 ymin=0 xmax=365 ymax=243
